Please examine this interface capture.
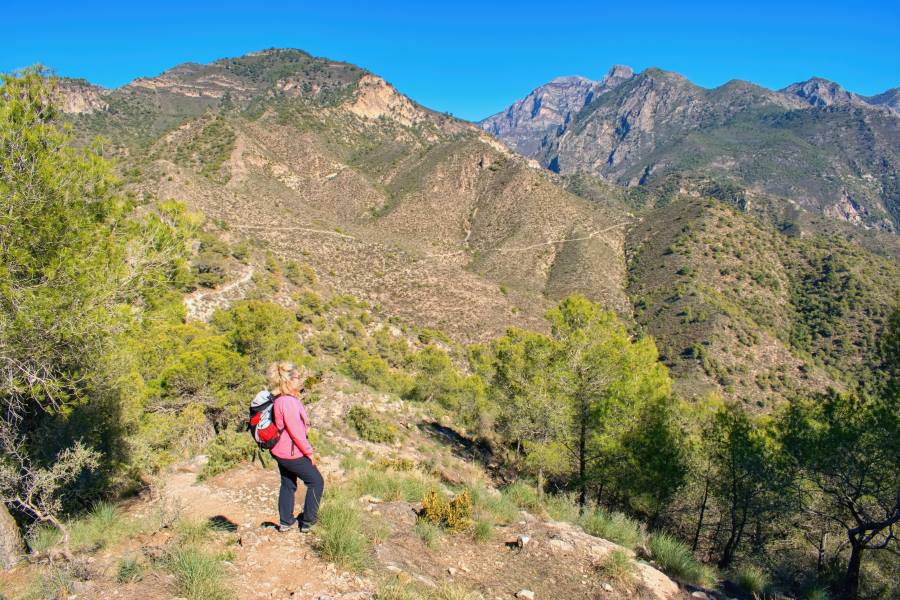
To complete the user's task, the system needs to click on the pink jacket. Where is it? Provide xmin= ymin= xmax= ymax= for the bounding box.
xmin=271 ymin=394 xmax=314 ymax=460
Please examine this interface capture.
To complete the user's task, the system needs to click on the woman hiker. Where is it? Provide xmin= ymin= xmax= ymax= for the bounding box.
xmin=267 ymin=361 xmax=325 ymax=532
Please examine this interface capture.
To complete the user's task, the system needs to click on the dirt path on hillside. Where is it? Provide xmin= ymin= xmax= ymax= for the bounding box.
xmin=152 ymin=458 xmax=372 ymax=600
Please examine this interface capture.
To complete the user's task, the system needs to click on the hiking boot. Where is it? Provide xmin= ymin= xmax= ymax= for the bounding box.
xmin=299 ymin=522 xmax=315 ymax=533
xmin=277 ymin=522 xmax=297 ymax=532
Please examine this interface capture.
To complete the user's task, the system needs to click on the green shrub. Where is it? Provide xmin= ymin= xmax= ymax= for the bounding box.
xmin=376 ymin=456 xmax=416 ymax=471
xmin=579 ymin=508 xmax=644 ymax=550
xmin=166 ymin=545 xmax=233 ymax=600
xmin=346 ymin=405 xmax=399 ymax=443
xmin=733 ymin=564 xmax=770 ymax=596
xmin=317 ymin=490 xmax=371 ymax=570
xmin=342 ymin=346 xmax=412 ymax=395
xmin=285 ymin=260 xmax=316 ymax=286
xmin=648 ymin=533 xmax=715 ymax=586
xmin=192 ymin=251 xmax=228 ymax=288
xmin=596 ymin=549 xmax=637 ymax=591
xmin=199 ymin=428 xmax=257 ymax=480
xmin=405 ymin=346 xmax=486 ymax=429
xmin=421 ymin=489 xmax=472 ymax=532
xmin=211 ymin=300 xmax=306 ymax=369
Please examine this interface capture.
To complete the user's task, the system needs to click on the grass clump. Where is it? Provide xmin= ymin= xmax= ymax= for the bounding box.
xmin=733 ymin=564 xmax=770 ymax=596
xmin=415 ymin=518 xmax=444 ymax=549
xmin=346 ymin=404 xmax=399 ymax=443
xmin=27 ymin=502 xmax=135 ymax=554
xmin=116 ymin=556 xmax=145 ymax=583
xmin=579 ymin=507 xmax=644 ymax=550
xmin=377 ymin=578 xmax=484 ymax=600
xmin=596 ymin=549 xmax=638 ymax=591
xmin=70 ymin=502 xmax=123 ymax=549
xmin=24 ymin=566 xmax=74 ymax=600
xmin=317 ymin=489 xmax=371 ymax=570
xmin=175 ymin=519 xmax=214 ymax=545
xmin=27 ymin=525 xmax=62 ymax=553
xmin=166 ymin=545 xmax=233 ymax=600
xmin=500 ymin=481 xmax=544 ymax=513
xmin=648 ymin=533 xmax=716 ymax=587
xmin=472 ymin=519 xmax=494 ymax=543
xmin=803 ymin=586 xmax=830 ymax=600
xmin=543 ymin=492 xmax=580 ymax=522
xmin=352 ymin=467 xmax=437 ymax=503
xmin=469 ymin=486 xmax=519 ymax=525
xmin=421 ymin=489 xmax=472 ymax=532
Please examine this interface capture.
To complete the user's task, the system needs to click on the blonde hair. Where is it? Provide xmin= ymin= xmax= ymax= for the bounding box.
xmin=267 ymin=361 xmax=305 ymax=397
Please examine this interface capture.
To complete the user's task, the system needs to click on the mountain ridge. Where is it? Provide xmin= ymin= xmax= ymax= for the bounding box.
xmin=52 ymin=48 xmax=900 ymax=408
xmin=480 ymin=65 xmax=900 ymax=232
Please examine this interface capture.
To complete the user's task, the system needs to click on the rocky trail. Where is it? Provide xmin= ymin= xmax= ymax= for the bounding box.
xmin=1 ymin=376 xmax=705 ymax=600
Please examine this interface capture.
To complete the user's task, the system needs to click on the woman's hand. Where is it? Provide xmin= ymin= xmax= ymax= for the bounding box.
xmin=308 ymin=454 xmax=316 ymax=467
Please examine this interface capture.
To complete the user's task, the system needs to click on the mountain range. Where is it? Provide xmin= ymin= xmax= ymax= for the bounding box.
xmin=55 ymin=48 xmax=899 ymax=408
xmin=480 ymin=66 xmax=900 ymax=232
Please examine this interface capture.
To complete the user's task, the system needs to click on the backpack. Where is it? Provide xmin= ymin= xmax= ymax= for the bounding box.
xmin=248 ymin=390 xmax=282 ymax=449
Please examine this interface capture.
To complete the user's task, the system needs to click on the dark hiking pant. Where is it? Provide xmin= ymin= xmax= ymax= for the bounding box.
xmin=275 ymin=456 xmax=324 ymax=527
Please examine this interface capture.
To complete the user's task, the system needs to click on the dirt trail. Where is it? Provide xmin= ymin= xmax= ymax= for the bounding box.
xmin=146 ymin=456 xmax=372 ymax=600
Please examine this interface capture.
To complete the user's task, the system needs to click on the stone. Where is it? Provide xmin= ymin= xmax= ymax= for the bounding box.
xmin=517 ymin=534 xmax=531 ymax=547
xmin=548 ymin=538 xmax=575 ymax=552
xmin=691 ymin=593 xmax=708 ymax=600
xmin=601 ymin=583 xmax=614 ymax=592
xmin=447 ymin=567 xmax=458 ymax=576
xmin=516 ymin=591 xmax=535 ymax=600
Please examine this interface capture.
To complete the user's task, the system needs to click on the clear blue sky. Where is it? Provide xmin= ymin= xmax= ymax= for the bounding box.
xmin=4 ymin=0 xmax=898 ymax=121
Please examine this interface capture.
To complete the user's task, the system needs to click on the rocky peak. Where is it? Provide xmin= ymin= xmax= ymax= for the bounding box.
xmin=55 ymin=78 xmax=108 ymax=114
xmin=780 ymin=77 xmax=865 ymax=108
xmin=479 ymin=74 xmax=601 ymax=155
xmin=345 ymin=74 xmax=424 ymax=127
xmin=478 ymin=65 xmax=637 ymax=157
xmin=600 ymin=64 xmax=635 ymax=89
xmin=866 ymin=87 xmax=900 ymax=113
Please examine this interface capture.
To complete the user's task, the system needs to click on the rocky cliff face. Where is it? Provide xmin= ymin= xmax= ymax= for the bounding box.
xmin=478 ymin=65 xmax=635 ymax=156
xmin=483 ymin=67 xmax=900 ymax=232
xmin=867 ymin=87 xmax=900 ymax=113
xmin=54 ymin=79 xmax=108 ymax=114
xmin=780 ymin=77 xmax=869 ymax=108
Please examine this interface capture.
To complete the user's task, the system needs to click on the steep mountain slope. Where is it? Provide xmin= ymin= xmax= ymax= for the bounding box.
xmin=57 ymin=49 xmax=899 ymax=410
xmin=481 ymin=69 xmax=900 ymax=232
xmin=867 ymin=87 xmax=900 ymax=112
xmin=479 ymin=65 xmax=634 ymax=156
xmin=626 ymin=195 xmax=899 ymax=407
xmin=61 ymin=49 xmax=629 ymax=342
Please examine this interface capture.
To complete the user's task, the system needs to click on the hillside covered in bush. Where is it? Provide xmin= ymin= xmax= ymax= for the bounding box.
xmin=0 ymin=60 xmax=897 ymax=600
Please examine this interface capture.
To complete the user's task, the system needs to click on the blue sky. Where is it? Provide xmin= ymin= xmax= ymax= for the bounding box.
xmin=4 ymin=0 xmax=898 ymax=121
